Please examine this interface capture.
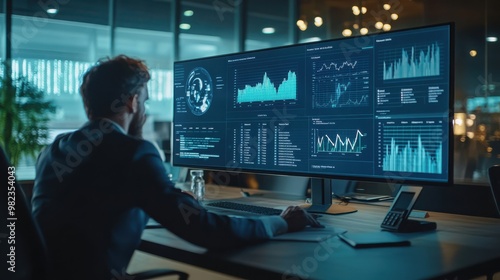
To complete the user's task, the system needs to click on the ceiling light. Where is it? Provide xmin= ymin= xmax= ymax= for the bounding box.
xmin=183 ymin=10 xmax=194 ymax=17
xmin=301 ymin=37 xmax=322 ymax=43
xmin=46 ymin=8 xmax=58 ymax=14
xmin=383 ymin=4 xmax=391 ymax=10
xmin=179 ymin=23 xmax=191 ymax=30
xmin=353 ymin=23 xmax=359 ymax=29
xmin=391 ymin=13 xmax=398 ymax=20
xmin=352 ymin=6 xmax=360 ymax=15
xmin=342 ymin=29 xmax=352 ymax=37
xmin=314 ymin=16 xmax=323 ymax=27
xmin=360 ymin=28 xmax=368 ymax=35
xmin=486 ymin=36 xmax=498 ymax=42
xmin=361 ymin=7 xmax=367 ymax=14
xmin=262 ymin=27 xmax=275 ymax=34
xmin=383 ymin=24 xmax=391 ymax=31
xmin=466 ymin=119 xmax=475 ymax=127
xmin=469 ymin=50 xmax=477 ymax=57
xmin=297 ymin=19 xmax=307 ymax=31
xmin=375 ymin=22 xmax=383 ymax=29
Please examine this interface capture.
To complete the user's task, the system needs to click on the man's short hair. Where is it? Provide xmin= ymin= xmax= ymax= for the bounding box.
xmin=80 ymin=55 xmax=151 ymax=119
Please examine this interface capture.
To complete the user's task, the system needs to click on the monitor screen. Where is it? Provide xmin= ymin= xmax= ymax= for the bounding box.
xmin=172 ymin=23 xmax=453 ymax=185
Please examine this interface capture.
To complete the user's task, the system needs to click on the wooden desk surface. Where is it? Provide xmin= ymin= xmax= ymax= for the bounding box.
xmin=140 ymin=185 xmax=500 ymax=280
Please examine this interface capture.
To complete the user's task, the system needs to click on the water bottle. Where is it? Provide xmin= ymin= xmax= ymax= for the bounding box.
xmin=190 ymin=169 xmax=205 ymax=201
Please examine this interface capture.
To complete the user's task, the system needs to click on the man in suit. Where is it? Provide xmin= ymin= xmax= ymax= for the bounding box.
xmin=32 ymin=55 xmax=321 ymax=279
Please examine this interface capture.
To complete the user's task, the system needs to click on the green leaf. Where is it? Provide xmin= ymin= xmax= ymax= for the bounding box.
xmin=0 ymin=61 xmax=57 ymax=167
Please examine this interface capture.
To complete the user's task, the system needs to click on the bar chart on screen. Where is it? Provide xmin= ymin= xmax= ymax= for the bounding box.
xmin=380 ymin=121 xmax=443 ymax=174
xmin=382 ymin=42 xmax=441 ymax=80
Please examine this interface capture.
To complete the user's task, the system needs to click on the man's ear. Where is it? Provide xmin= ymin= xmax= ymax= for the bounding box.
xmin=126 ymin=94 xmax=139 ymax=113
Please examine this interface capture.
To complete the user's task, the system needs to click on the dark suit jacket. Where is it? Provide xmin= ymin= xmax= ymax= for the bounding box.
xmin=32 ymin=119 xmax=284 ymax=280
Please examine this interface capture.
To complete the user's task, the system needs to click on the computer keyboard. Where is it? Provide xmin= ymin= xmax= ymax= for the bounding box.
xmin=205 ymin=201 xmax=283 ymax=215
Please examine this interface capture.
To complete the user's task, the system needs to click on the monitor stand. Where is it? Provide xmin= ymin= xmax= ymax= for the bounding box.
xmin=305 ymin=178 xmax=357 ymax=215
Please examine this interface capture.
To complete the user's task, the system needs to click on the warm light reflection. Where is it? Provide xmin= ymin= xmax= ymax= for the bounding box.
xmin=466 ymin=119 xmax=474 ymax=127
xmin=391 ymin=13 xmax=398 ymax=20
xmin=383 ymin=24 xmax=391 ymax=31
xmin=360 ymin=28 xmax=368 ymax=35
xmin=454 ymin=113 xmax=466 ymax=135
xmin=375 ymin=22 xmax=383 ymax=29
xmin=342 ymin=29 xmax=352 ymax=37
xmin=314 ymin=16 xmax=323 ymax=27
xmin=297 ymin=19 xmax=307 ymax=31
xmin=383 ymin=4 xmax=391 ymax=10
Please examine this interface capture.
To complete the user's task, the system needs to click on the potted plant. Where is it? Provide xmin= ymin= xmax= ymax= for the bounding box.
xmin=0 ymin=62 xmax=56 ymax=167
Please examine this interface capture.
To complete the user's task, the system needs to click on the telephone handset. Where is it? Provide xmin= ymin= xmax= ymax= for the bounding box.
xmin=381 ymin=186 xmax=436 ymax=232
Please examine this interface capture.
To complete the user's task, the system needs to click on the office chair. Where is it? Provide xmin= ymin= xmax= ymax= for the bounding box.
xmin=0 ymin=147 xmax=188 ymax=280
xmin=488 ymin=165 xmax=500 ymax=217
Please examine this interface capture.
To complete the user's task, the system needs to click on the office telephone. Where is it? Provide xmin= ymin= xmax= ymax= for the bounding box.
xmin=381 ymin=186 xmax=436 ymax=232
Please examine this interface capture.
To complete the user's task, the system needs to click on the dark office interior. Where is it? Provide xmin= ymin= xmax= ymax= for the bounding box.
xmin=1 ymin=0 xmax=500 ymax=279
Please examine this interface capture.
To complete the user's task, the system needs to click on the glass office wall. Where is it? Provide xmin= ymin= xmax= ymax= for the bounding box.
xmin=179 ymin=0 xmax=236 ymax=60
xmin=3 ymin=0 xmax=499 ymax=185
xmin=115 ymin=0 xmax=174 ymax=152
xmin=11 ymin=0 xmax=110 ymax=132
xmin=0 ymin=0 xmax=4 ymax=60
xmin=246 ymin=0 xmax=289 ymax=51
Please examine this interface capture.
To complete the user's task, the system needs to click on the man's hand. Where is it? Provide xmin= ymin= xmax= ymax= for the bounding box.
xmin=280 ymin=206 xmax=323 ymax=232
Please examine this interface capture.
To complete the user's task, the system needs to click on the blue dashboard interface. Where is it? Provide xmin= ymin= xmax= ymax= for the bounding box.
xmin=172 ymin=24 xmax=452 ymax=184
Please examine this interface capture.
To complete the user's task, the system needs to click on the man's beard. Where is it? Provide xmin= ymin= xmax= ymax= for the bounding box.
xmin=129 ymin=113 xmax=146 ymax=138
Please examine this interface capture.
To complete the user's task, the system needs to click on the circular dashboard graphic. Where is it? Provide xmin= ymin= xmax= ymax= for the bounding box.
xmin=186 ymin=67 xmax=213 ymax=116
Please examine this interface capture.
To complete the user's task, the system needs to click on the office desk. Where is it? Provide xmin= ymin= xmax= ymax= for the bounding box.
xmin=139 ymin=185 xmax=500 ymax=280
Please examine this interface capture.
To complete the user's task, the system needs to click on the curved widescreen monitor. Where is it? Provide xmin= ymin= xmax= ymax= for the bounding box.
xmin=172 ymin=23 xmax=454 ymax=186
